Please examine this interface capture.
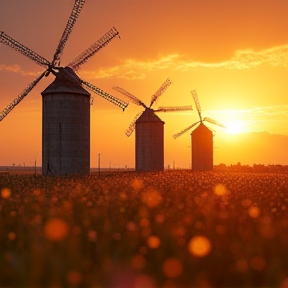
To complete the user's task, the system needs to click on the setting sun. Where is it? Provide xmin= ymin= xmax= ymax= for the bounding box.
xmin=225 ymin=121 xmax=246 ymax=134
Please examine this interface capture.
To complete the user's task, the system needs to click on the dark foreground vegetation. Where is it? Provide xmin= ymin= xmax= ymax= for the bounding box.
xmin=1 ymin=171 xmax=288 ymax=288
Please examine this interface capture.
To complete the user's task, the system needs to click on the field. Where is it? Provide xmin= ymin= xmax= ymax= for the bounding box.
xmin=1 ymin=171 xmax=288 ymax=288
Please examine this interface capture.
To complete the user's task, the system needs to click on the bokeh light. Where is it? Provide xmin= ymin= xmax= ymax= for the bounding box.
xmin=141 ymin=187 xmax=162 ymax=207
xmin=43 ymin=218 xmax=69 ymax=241
xmin=188 ymin=236 xmax=212 ymax=257
xmin=1 ymin=188 xmax=11 ymax=199
xmin=248 ymin=206 xmax=260 ymax=218
xmin=214 ymin=184 xmax=229 ymax=196
xmin=162 ymin=258 xmax=183 ymax=278
xmin=130 ymin=178 xmax=144 ymax=191
xmin=147 ymin=235 xmax=161 ymax=249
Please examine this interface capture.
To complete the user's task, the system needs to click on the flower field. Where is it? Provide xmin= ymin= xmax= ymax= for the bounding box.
xmin=1 ymin=171 xmax=288 ymax=288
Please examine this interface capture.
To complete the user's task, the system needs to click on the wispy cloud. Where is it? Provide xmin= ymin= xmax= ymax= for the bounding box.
xmin=80 ymin=44 xmax=288 ymax=80
xmin=215 ymin=45 xmax=288 ymax=70
xmin=80 ymin=55 xmax=179 ymax=80
xmin=0 ymin=64 xmax=41 ymax=76
xmin=2 ymin=44 xmax=287 ymax=80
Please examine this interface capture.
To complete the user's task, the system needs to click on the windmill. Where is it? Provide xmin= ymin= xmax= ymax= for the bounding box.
xmin=173 ymin=90 xmax=226 ymax=171
xmin=113 ymin=79 xmax=193 ymax=171
xmin=0 ymin=0 xmax=128 ymax=175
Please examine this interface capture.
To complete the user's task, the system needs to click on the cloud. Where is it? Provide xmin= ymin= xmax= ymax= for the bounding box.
xmin=80 ymin=44 xmax=288 ymax=80
xmin=0 ymin=64 xmax=21 ymax=73
xmin=221 ymin=45 xmax=288 ymax=69
xmin=0 ymin=64 xmax=41 ymax=76
xmin=2 ymin=44 xmax=287 ymax=80
xmin=80 ymin=55 xmax=179 ymax=80
xmin=173 ymin=45 xmax=288 ymax=70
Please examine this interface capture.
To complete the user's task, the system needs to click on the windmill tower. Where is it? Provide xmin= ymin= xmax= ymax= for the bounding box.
xmin=173 ymin=90 xmax=225 ymax=171
xmin=0 ymin=0 xmax=128 ymax=175
xmin=113 ymin=79 xmax=192 ymax=171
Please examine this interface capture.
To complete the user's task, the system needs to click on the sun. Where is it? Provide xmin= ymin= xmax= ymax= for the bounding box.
xmin=225 ymin=120 xmax=245 ymax=134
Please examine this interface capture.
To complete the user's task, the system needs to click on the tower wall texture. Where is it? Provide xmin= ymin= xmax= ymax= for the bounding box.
xmin=41 ymin=68 xmax=91 ymax=175
xmin=135 ymin=109 xmax=164 ymax=171
xmin=191 ymin=123 xmax=213 ymax=171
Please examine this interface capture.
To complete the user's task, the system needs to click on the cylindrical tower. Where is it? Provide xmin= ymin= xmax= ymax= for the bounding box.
xmin=135 ymin=108 xmax=165 ymax=171
xmin=191 ymin=122 xmax=213 ymax=171
xmin=41 ymin=68 xmax=91 ymax=175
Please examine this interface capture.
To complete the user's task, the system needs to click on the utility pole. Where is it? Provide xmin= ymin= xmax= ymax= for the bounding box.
xmin=98 ymin=153 xmax=101 ymax=173
xmin=34 ymin=151 xmax=39 ymax=176
xmin=34 ymin=156 xmax=37 ymax=175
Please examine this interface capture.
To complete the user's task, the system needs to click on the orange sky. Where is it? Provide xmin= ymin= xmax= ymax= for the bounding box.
xmin=0 ymin=0 xmax=287 ymax=168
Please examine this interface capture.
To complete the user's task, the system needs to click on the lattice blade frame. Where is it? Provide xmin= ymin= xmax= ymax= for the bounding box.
xmin=0 ymin=31 xmax=50 ymax=67
xmin=68 ymin=27 xmax=120 ymax=71
xmin=113 ymin=87 xmax=146 ymax=108
xmin=203 ymin=117 xmax=226 ymax=128
xmin=81 ymin=81 xmax=128 ymax=111
xmin=125 ymin=112 xmax=142 ymax=137
xmin=61 ymin=67 xmax=128 ymax=110
xmin=149 ymin=78 xmax=172 ymax=108
xmin=155 ymin=105 xmax=193 ymax=113
xmin=52 ymin=0 xmax=86 ymax=66
xmin=191 ymin=90 xmax=202 ymax=121
xmin=172 ymin=121 xmax=200 ymax=139
xmin=0 ymin=70 xmax=46 ymax=121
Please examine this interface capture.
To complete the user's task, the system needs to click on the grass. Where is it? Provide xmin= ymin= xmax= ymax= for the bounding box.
xmin=1 ymin=170 xmax=288 ymax=288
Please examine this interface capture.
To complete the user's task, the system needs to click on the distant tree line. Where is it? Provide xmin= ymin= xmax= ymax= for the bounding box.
xmin=214 ymin=163 xmax=288 ymax=173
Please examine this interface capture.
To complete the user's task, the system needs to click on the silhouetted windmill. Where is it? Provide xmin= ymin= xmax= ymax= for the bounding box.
xmin=113 ymin=79 xmax=192 ymax=171
xmin=173 ymin=90 xmax=225 ymax=171
xmin=0 ymin=0 xmax=128 ymax=175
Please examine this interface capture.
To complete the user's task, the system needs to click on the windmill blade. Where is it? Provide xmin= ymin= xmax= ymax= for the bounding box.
xmin=172 ymin=121 xmax=200 ymax=139
xmin=0 ymin=31 xmax=50 ymax=68
xmin=113 ymin=87 xmax=147 ymax=108
xmin=203 ymin=117 xmax=226 ymax=128
xmin=154 ymin=105 xmax=193 ymax=113
xmin=125 ymin=112 xmax=142 ymax=137
xmin=68 ymin=27 xmax=120 ymax=71
xmin=52 ymin=0 xmax=86 ymax=66
xmin=60 ymin=67 xmax=128 ymax=110
xmin=149 ymin=78 xmax=172 ymax=108
xmin=191 ymin=90 xmax=202 ymax=121
xmin=81 ymin=81 xmax=128 ymax=111
xmin=0 ymin=70 xmax=46 ymax=121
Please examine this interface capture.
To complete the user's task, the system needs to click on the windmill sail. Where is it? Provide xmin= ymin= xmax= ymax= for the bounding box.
xmin=172 ymin=122 xmax=200 ymax=139
xmin=155 ymin=105 xmax=193 ymax=113
xmin=125 ymin=112 xmax=142 ymax=137
xmin=68 ymin=27 xmax=120 ymax=71
xmin=0 ymin=31 xmax=50 ymax=68
xmin=191 ymin=90 xmax=202 ymax=121
xmin=203 ymin=117 xmax=226 ymax=128
xmin=0 ymin=71 xmax=46 ymax=121
xmin=52 ymin=0 xmax=86 ymax=66
xmin=173 ymin=90 xmax=226 ymax=139
xmin=81 ymin=81 xmax=128 ymax=111
xmin=113 ymin=87 xmax=147 ymax=108
xmin=149 ymin=78 xmax=172 ymax=108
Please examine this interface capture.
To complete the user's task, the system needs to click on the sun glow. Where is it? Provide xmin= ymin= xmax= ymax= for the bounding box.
xmin=225 ymin=120 xmax=246 ymax=134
